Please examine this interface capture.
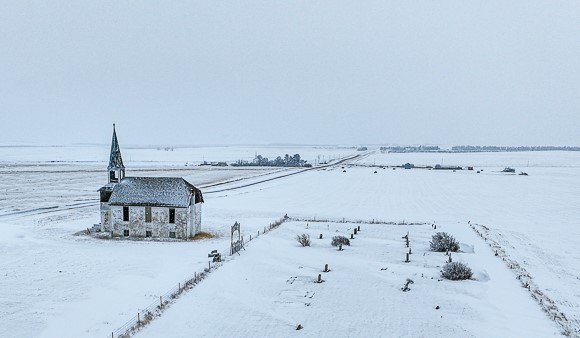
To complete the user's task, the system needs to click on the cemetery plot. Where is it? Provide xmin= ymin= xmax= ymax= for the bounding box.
xmin=139 ymin=220 xmax=560 ymax=338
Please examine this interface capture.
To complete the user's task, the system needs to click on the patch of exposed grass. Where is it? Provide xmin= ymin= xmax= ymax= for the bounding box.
xmin=190 ymin=231 xmax=217 ymax=240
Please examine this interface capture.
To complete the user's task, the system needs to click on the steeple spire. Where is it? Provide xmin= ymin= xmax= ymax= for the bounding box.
xmin=108 ymin=123 xmax=125 ymax=170
xmin=107 ymin=124 xmax=125 ymax=183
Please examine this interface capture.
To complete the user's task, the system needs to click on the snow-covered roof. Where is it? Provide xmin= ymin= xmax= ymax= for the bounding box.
xmin=108 ymin=177 xmax=203 ymax=207
xmin=108 ymin=124 xmax=125 ymax=170
xmin=98 ymin=183 xmax=116 ymax=192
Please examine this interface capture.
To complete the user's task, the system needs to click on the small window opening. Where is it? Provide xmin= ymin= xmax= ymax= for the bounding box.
xmin=169 ymin=208 xmax=175 ymax=224
xmin=123 ymin=206 xmax=129 ymax=221
xmin=145 ymin=207 xmax=151 ymax=223
xmin=123 ymin=229 xmax=129 ymax=236
xmin=146 ymin=230 xmax=152 ymax=237
xmin=169 ymin=231 xmax=176 ymax=238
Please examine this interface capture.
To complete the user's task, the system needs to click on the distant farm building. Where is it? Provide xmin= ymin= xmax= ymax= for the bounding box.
xmin=98 ymin=125 xmax=203 ymax=239
xmin=434 ymin=164 xmax=463 ymax=170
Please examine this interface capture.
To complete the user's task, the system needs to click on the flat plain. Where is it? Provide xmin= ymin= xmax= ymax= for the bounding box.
xmin=1 ymin=146 xmax=579 ymax=337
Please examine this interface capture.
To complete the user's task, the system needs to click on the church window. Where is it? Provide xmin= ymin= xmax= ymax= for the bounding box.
xmin=169 ymin=208 xmax=175 ymax=224
xmin=145 ymin=207 xmax=151 ymax=223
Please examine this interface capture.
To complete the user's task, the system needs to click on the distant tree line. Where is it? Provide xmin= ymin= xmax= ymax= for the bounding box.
xmin=451 ymin=145 xmax=580 ymax=152
xmin=379 ymin=145 xmax=580 ymax=153
xmin=231 ymin=154 xmax=312 ymax=167
xmin=380 ymin=145 xmax=440 ymax=153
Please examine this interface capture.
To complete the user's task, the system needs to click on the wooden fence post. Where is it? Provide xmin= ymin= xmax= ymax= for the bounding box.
xmin=160 ymin=296 xmax=163 ymax=308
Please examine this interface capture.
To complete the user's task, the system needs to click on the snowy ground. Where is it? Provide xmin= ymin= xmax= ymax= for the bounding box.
xmin=1 ymin=147 xmax=579 ymax=337
xmin=140 ymin=220 xmax=560 ymax=338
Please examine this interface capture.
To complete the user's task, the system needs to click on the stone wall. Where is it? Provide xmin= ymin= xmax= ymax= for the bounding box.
xmin=100 ymin=202 xmax=112 ymax=231
xmin=111 ymin=205 xmax=189 ymax=239
xmin=194 ymin=203 xmax=202 ymax=233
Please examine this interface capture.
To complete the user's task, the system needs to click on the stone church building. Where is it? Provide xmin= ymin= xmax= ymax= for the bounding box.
xmin=98 ymin=125 xmax=203 ymax=239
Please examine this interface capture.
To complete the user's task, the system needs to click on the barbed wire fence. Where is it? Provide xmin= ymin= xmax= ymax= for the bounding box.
xmin=241 ymin=215 xmax=288 ymax=244
xmin=288 ymin=215 xmax=429 ymax=226
xmin=110 ymin=261 xmax=222 ymax=338
xmin=109 ymin=215 xmax=289 ymax=338
xmin=469 ymin=222 xmax=579 ymax=337
xmin=109 ymin=215 xmax=421 ymax=338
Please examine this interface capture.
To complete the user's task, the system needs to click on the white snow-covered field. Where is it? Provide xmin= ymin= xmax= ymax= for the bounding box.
xmin=139 ymin=220 xmax=559 ymax=338
xmin=1 ymin=147 xmax=579 ymax=337
xmin=0 ymin=144 xmax=354 ymax=166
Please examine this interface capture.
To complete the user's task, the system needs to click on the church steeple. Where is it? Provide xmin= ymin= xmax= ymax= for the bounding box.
xmin=108 ymin=124 xmax=125 ymax=183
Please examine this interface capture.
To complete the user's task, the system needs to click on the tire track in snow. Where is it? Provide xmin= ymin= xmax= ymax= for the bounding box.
xmin=0 ymin=153 xmax=369 ymax=223
xmin=0 ymin=201 xmax=98 ymax=221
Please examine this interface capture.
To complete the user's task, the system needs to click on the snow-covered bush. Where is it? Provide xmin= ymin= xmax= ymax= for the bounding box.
xmin=331 ymin=236 xmax=350 ymax=247
xmin=296 ymin=234 xmax=311 ymax=247
xmin=430 ymin=232 xmax=460 ymax=252
xmin=331 ymin=235 xmax=350 ymax=251
xmin=441 ymin=261 xmax=473 ymax=280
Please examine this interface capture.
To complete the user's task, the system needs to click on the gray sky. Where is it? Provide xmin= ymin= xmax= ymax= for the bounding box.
xmin=1 ymin=1 xmax=579 ymax=146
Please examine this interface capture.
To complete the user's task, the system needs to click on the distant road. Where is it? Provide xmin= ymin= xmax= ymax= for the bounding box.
xmin=203 ymin=152 xmax=371 ymax=194
xmin=0 ymin=152 xmax=371 ymax=221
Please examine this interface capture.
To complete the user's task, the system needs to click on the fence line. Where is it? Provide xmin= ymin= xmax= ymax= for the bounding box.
xmin=111 ymin=261 xmax=222 ymax=338
xmin=110 ymin=215 xmax=289 ymax=338
xmin=240 ymin=215 xmax=288 ymax=246
xmin=287 ymin=215 xmax=429 ymax=226
xmin=469 ymin=222 xmax=579 ymax=337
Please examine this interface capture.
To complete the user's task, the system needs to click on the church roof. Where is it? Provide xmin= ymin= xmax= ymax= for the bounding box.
xmin=108 ymin=177 xmax=204 ymax=207
xmin=108 ymin=124 xmax=125 ymax=170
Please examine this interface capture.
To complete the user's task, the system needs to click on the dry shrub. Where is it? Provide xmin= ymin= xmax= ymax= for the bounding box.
xmin=190 ymin=231 xmax=217 ymax=240
xmin=331 ymin=236 xmax=350 ymax=247
xmin=441 ymin=261 xmax=473 ymax=280
xmin=296 ymin=234 xmax=311 ymax=247
xmin=430 ymin=232 xmax=460 ymax=252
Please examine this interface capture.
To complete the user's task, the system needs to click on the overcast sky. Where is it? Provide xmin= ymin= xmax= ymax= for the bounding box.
xmin=0 ymin=1 xmax=579 ymax=146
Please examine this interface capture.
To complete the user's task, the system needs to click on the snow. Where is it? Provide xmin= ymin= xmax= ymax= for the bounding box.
xmin=0 ymin=144 xmax=354 ymax=166
xmin=1 ymin=147 xmax=579 ymax=337
xmin=107 ymin=177 xmax=199 ymax=207
xmin=139 ymin=220 xmax=560 ymax=338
